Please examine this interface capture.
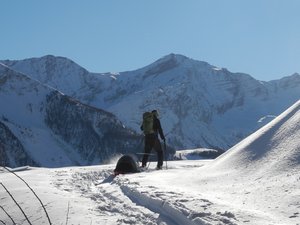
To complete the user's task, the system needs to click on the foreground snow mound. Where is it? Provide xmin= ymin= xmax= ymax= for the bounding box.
xmin=211 ymin=99 xmax=300 ymax=175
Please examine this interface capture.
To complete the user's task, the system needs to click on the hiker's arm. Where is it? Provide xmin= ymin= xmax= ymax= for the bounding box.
xmin=156 ymin=119 xmax=165 ymax=140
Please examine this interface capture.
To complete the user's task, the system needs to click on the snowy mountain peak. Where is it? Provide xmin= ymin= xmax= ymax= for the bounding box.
xmin=1 ymin=55 xmax=92 ymax=95
xmin=146 ymin=53 xmax=213 ymax=74
xmin=0 ymin=62 xmax=35 ymax=85
xmin=159 ymin=53 xmax=189 ymax=64
xmin=1 ymin=54 xmax=88 ymax=79
xmin=275 ymin=73 xmax=300 ymax=89
xmin=291 ymin=72 xmax=300 ymax=77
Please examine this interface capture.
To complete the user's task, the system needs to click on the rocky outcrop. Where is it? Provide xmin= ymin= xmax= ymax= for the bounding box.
xmin=0 ymin=121 xmax=38 ymax=167
xmin=45 ymin=91 xmax=144 ymax=164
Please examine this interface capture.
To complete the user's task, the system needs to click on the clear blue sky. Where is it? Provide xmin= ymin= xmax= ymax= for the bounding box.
xmin=1 ymin=0 xmax=300 ymax=81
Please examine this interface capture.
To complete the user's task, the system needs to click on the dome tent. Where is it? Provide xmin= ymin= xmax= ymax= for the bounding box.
xmin=114 ymin=154 xmax=140 ymax=175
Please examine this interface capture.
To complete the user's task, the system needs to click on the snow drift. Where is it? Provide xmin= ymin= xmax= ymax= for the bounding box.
xmin=211 ymin=99 xmax=300 ymax=175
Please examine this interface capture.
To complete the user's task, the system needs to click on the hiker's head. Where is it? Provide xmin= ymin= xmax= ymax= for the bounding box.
xmin=152 ymin=110 xmax=159 ymax=118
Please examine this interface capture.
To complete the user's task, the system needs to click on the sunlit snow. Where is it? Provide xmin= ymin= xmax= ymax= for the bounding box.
xmin=1 ymin=101 xmax=300 ymax=224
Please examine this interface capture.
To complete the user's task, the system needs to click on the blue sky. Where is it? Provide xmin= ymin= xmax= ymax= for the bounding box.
xmin=1 ymin=0 xmax=300 ymax=81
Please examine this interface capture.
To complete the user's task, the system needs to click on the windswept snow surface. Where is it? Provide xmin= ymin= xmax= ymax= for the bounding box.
xmin=1 ymin=100 xmax=300 ymax=224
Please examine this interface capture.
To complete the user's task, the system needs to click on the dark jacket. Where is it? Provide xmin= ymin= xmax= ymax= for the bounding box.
xmin=153 ymin=116 xmax=165 ymax=140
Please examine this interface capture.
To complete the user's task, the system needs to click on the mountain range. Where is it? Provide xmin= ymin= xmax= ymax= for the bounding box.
xmin=0 ymin=63 xmax=143 ymax=167
xmin=1 ymin=53 xmax=300 ymax=167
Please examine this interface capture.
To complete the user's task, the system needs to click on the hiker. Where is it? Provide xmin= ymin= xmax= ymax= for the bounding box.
xmin=141 ymin=110 xmax=165 ymax=169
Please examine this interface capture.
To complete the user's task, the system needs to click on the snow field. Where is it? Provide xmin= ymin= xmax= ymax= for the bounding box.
xmin=0 ymin=164 xmax=241 ymax=225
xmin=1 ymin=100 xmax=300 ymax=225
xmin=0 ymin=158 xmax=299 ymax=225
xmin=60 ymin=162 xmax=243 ymax=225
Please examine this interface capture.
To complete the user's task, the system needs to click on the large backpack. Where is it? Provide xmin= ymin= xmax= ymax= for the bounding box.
xmin=142 ymin=112 xmax=154 ymax=135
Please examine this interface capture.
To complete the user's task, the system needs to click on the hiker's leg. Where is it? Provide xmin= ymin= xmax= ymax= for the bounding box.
xmin=154 ymin=139 xmax=163 ymax=167
xmin=142 ymin=136 xmax=153 ymax=167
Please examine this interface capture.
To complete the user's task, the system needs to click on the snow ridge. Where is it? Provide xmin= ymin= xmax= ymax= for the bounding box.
xmin=211 ymin=100 xmax=300 ymax=173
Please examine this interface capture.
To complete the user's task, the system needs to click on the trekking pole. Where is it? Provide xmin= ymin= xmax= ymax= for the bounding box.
xmin=147 ymin=161 xmax=151 ymax=169
xmin=137 ymin=135 xmax=145 ymax=167
xmin=164 ymin=140 xmax=168 ymax=169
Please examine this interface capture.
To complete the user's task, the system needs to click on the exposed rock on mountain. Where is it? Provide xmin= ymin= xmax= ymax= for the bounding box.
xmin=0 ymin=63 xmax=145 ymax=167
xmin=0 ymin=121 xmax=38 ymax=167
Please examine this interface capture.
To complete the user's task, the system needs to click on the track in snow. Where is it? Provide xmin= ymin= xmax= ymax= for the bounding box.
xmin=58 ymin=168 xmax=238 ymax=225
xmin=120 ymin=185 xmax=197 ymax=225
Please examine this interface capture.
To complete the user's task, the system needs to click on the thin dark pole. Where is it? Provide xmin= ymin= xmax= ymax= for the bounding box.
xmin=1 ymin=167 xmax=52 ymax=225
xmin=0 ymin=205 xmax=16 ymax=225
xmin=65 ymin=201 xmax=70 ymax=225
xmin=164 ymin=140 xmax=168 ymax=169
xmin=0 ymin=182 xmax=32 ymax=225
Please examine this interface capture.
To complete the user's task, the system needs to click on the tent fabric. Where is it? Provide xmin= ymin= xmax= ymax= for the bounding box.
xmin=114 ymin=154 xmax=140 ymax=175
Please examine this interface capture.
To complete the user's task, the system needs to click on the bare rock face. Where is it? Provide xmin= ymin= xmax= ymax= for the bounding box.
xmin=0 ymin=63 xmax=148 ymax=167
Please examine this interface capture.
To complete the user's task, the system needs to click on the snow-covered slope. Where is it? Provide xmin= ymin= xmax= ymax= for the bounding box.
xmin=0 ymin=63 xmax=143 ymax=167
xmin=2 ymin=54 xmax=300 ymax=150
xmin=1 ymin=100 xmax=299 ymax=224
xmin=211 ymin=99 xmax=300 ymax=174
xmin=1 ymin=55 xmax=106 ymax=105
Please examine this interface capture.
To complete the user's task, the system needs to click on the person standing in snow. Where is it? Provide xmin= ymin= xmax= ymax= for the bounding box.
xmin=141 ymin=110 xmax=165 ymax=169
